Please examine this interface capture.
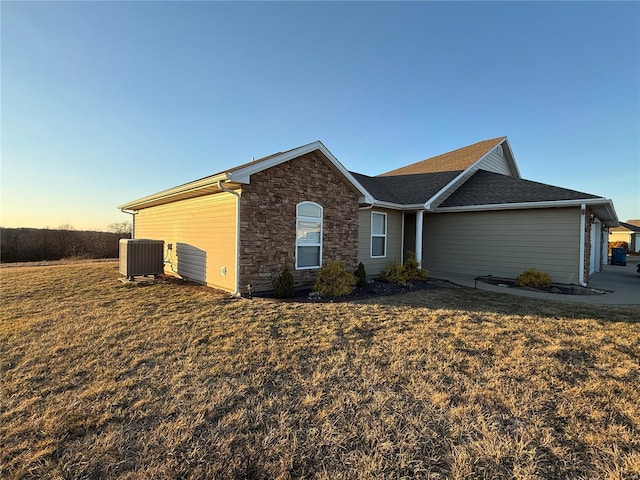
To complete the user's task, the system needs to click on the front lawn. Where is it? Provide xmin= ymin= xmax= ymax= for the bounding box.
xmin=1 ymin=261 xmax=639 ymax=479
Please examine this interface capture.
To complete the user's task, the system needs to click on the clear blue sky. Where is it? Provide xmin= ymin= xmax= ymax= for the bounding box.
xmin=2 ymin=1 xmax=639 ymax=231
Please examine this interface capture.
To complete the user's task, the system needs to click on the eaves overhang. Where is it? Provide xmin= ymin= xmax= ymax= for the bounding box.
xmin=433 ymin=197 xmax=620 ymax=227
xmin=117 ymin=173 xmax=236 ymax=211
xmin=363 ymin=200 xmax=427 ymax=211
xmin=119 ymin=141 xmax=375 ymax=211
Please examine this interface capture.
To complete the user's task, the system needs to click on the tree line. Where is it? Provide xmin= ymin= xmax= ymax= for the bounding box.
xmin=1 ymin=223 xmax=131 ymax=263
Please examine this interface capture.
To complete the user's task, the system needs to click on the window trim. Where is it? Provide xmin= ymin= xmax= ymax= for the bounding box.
xmin=371 ymin=211 xmax=387 ymax=258
xmin=295 ymin=201 xmax=323 ymax=270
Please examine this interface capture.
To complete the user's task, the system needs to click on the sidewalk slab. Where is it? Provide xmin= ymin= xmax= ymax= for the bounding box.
xmin=430 ymin=261 xmax=640 ymax=305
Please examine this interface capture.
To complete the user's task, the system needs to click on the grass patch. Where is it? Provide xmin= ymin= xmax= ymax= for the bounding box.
xmin=1 ymin=261 xmax=639 ymax=479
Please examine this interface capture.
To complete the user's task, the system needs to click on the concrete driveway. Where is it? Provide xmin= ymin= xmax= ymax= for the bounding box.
xmin=587 ymin=260 xmax=640 ymax=305
xmin=431 ymin=257 xmax=640 ymax=305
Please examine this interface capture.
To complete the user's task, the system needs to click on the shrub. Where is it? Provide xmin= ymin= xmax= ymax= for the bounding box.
xmin=516 ymin=268 xmax=552 ymax=290
xmin=378 ymin=261 xmax=408 ymax=284
xmin=274 ymin=266 xmax=294 ymax=298
xmin=314 ymin=261 xmax=356 ymax=297
xmin=403 ymin=252 xmax=428 ymax=281
xmin=354 ymin=262 xmax=368 ymax=288
xmin=378 ymin=254 xmax=428 ymax=284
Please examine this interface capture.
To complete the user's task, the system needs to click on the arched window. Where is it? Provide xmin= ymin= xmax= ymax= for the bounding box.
xmin=296 ymin=202 xmax=322 ymax=269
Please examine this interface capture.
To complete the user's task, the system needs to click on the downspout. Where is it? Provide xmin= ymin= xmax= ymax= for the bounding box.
xmin=401 ymin=211 xmax=405 ymax=264
xmin=120 ymin=209 xmax=137 ymax=239
xmin=578 ymin=204 xmax=587 ymax=287
xmin=415 ymin=210 xmax=424 ymax=269
xmin=218 ymin=180 xmax=242 ymax=297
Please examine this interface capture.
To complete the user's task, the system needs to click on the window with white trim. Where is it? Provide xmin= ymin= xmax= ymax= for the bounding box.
xmin=371 ymin=211 xmax=387 ymax=258
xmin=296 ymin=202 xmax=322 ymax=269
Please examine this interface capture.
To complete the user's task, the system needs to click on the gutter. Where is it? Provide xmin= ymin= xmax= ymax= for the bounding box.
xmin=369 ymin=200 xmax=427 ymax=211
xmin=579 ymin=203 xmax=587 ymax=287
xmin=118 ymin=173 xmax=230 ymax=211
xmin=217 ymin=180 xmax=242 ymax=297
xmin=434 ymin=197 xmax=612 ymax=213
xmin=120 ymin=209 xmax=137 ymax=239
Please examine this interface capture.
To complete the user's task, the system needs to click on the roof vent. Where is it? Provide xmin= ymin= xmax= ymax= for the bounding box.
xmin=119 ymin=239 xmax=164 ymax=280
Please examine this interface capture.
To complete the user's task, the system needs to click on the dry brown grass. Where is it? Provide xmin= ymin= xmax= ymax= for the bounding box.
xmin=1 ymin=261 xmax=639 ymax=479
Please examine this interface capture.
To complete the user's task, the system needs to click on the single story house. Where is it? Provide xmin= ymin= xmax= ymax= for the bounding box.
xmin=119 ymin=137 xmax=618 ymax=295
xmin=609 ymin=220 xmax=640 ymax=253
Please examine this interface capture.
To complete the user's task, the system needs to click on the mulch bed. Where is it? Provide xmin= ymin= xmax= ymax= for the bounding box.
xmin=474 ymin=275 xmax=609 ymax=296
xmin=251 ymin=279 xmax=458 ymax=303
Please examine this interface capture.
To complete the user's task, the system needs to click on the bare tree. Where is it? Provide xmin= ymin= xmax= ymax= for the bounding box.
xmin=107 ymin=222 xmax=132 ymax=237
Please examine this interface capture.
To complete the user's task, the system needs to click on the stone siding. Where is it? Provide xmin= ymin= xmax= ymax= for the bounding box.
xmin=238 ymin=152 xmax=360 ymax=293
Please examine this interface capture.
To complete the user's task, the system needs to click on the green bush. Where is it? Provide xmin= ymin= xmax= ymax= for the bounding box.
xmin=516 ymin=268 xmax=552 ymax=290
xmin=274 ymin=265 xmax=295 ymax=298
xmin=378 ymin=260 xmax=408 ymax=284
xmin=314 ymin=261 xmax=356 ymax=297
xmin=354 ymin=262 xmax=368 ymax=288
xmin=403 ymin=252 xmax=428 ymax=281
xmin=378 ymin=254 xmax=428 ymax=284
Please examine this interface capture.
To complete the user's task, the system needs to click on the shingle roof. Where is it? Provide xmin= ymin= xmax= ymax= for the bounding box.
xmin=351 ymin=170 xmax=462 ymax=205
xmin=610 ymin=221 xmax=640 ymax=233
xmin=439 ymin=169 xmax=601 ymax=207
xmin=379 ymin=137 xmax=506 ymax=176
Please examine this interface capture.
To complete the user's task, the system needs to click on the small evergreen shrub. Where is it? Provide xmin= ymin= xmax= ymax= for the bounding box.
xmin=378 ymin=261 xmax=408 ymax=284
xmin=378 ymin=254 xmax=428 ymax=284
xmin=403 ymin=252 xmax=428 ymax=281
xmin=274 ymin=265 xmax=294 ymax=298
xmin=314 ymin=261 xmax=356 ymax=297
xmin=516 ymin=268 xmax=552 ymax=290
xmin=354 ymin=262 xmax=368 ymax=288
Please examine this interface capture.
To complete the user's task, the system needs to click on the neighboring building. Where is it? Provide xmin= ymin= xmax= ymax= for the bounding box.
xmin=119 ymin=137 xmax=619 ymax=294
xmin=609 ymin=221 xmax=640 ymax=253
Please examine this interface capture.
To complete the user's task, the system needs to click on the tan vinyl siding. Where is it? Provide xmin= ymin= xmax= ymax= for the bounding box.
xmin=135 ymin=192 xmax=237 ymax=292
xmin=358 ymin=209 xmax=403 ymax=276
xmin=422 ymin=208 xmax=582 ymax=284
xmin=609 ymin=232 xmax=630 ymax=243
xmin=609 ymin=231 xmax=637 ymax=252
xmin=477 ymin=148 xmax=512 ymax=176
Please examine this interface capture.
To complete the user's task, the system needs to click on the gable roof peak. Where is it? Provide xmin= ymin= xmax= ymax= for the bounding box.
xmin=379 ymin=136 xmax=507 ymax=177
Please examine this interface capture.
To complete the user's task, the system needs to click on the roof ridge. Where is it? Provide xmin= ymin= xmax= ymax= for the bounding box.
xmin=378 ymin=137 xmax=506 ymax=177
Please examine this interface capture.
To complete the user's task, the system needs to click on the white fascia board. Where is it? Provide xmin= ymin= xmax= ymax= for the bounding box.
xmin=597 ymin=200 xmax=619 ymax=227
xmin=227 ymin=141 xmax=324 ymax=182
xmin=228 ymin=140 xmax=376 ymax=204
xmin=435 ymin=197 xmax=620 ymax=227
xmin=118 ymin=173 xmax=230 ymax=210
xmin=423 ymin=137 xmax=523 ymax=212
xmin=423 ymin=170 xmax=472 ymax=211
xmin=424 ymin=138 xmax=519 ymax=211
xmin=317 ymin=142 xmax=376 ymax=204
xmin=434 ymin=197 xmax=613 ymax=213
xmin=372 ymin=200 xmax=426 ymax=211
xmin=501 ymin=137 xmax=521 ymax=178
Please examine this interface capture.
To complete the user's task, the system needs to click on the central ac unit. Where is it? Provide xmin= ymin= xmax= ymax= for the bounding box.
xmin=119 ymin=239 xmax=164 ymax=280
